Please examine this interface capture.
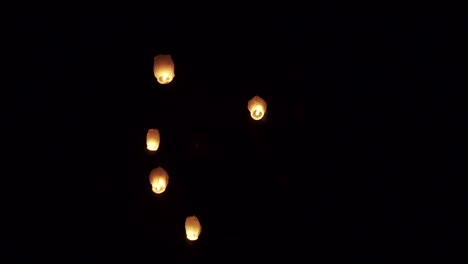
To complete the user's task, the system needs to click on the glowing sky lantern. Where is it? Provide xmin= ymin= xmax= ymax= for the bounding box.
xmin=146 ymin=128 xmax=160 ymax=151
xmin=185 ymin=215 xmax=202 ymax=241
xmin=153 ymin=54 xmax=175 ymax=84
xmin=149 ymin=167 xmax=169 ymax=194
xmin=248 ymin=95 xmax=267 ymax=120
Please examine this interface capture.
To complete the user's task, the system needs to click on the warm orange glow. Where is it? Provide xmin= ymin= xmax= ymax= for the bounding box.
xmin=185 ymin=215 xmax=202 ymax=241
xmin=146 ymin=128 xmax=160 ymax=151
xmin=247 ymin=95 xmax=267 ymax=120
xmin=153 ymin=54 xmax=175 ymax=84
xmin=149 ymin=167 xmax=169 ymax=194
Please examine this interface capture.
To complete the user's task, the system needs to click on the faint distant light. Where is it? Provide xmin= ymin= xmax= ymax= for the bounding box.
xmin=153 ymin=54 xmax=175 ymax=84
xmin=248 ymin=95 xmax=267 ymax=120
xmin=185 ymin=215 xmax=202 ymax=241
xmin=146 ymin=128 xmax=160 ymax=151
xmin=149 ymin=167 xmax=169 ymax=194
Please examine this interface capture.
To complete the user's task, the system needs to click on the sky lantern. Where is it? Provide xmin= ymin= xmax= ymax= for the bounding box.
xmin=248 ymin=95 xmax=267 ymax=120
xmin=146 ymin=128 xmax=160 ymax=151
xmin=149 ymin=167 xmax=169 ymax=194
xmin=185 ymin=215 xmax=202 ymax=241
xmin=153 ymin=54 xmax=175 ymax=84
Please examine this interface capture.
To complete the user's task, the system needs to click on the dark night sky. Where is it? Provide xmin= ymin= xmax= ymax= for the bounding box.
xmin=5 ymin=16 xmax=466 ymax=262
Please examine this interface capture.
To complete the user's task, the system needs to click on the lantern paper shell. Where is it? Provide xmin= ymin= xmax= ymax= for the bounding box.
xmin=153 ymin=54 xmax=175 ymax=84
xmin=149 ymin=167 xmax=169 ymax=194
xmin=248 ymin=95 xmax=267 ymax=120
xmin=185 ymin=215 xmax=202 ymax=241
xmin=146 ymin=128 xmax=160 ymax=151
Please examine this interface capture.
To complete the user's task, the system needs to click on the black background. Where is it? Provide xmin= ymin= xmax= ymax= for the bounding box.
xmin=5 ymin=16 xmax=466 ymax=262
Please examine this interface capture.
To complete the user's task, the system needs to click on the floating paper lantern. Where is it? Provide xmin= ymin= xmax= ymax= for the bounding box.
xmin=185 ymin=215 xmax=202 ymax=241
xmin=149 ymin=167 xmax=169 ymax=194
xmin=248 ymin=95 xmax=267 ymax=120
xmin=146 ymin=128 xmax=160 ymax=151
xmin=153 ymin=54 xmax=175 ymax=84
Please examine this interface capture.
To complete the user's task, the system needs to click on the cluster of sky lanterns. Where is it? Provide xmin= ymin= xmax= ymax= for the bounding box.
xmin=147 ymin=54 xmax=267 ymax=242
